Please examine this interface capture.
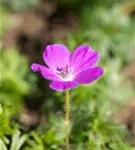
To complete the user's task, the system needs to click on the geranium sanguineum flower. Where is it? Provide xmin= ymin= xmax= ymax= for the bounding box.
xmin=31 ymin=44 xmax=104 ymax=92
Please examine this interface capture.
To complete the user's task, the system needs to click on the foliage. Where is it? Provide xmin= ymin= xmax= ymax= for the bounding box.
xmin=70 ymin=97 xmax=133 ymax=150
xmin=0 ymin=104 xmax=15 ymax=139
xmin=0 ymin=48 xmax=36 ymax=147
xmin=66 ymin=2 xmax=134 ymax=67
xmin=56 ymin=0 xmax=123 ymax=11
xmin=0 ymin=7 xmax=13 ymax=38
xmin=0 ymin=131 xmax=27 ymax=150
xmin=0 ymin=48 xmax=36 ymax=114
xmin=0 ymin=0 xmax=39 ymax=12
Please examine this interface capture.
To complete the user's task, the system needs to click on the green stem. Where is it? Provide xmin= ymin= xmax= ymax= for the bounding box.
xmin=65 ymin=89 xmax=70 ymax=150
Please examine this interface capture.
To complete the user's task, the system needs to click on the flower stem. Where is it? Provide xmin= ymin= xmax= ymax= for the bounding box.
xmin=65 ymin=89 xmax=70 ymax=150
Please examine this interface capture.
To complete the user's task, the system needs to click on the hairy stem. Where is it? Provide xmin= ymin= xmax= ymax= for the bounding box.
xmin=65 ymin=89 xmax=70 ymax=150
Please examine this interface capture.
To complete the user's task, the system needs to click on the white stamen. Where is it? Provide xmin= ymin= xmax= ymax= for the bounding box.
xmin=62 ymin=74 xmax=74 ymax=81
xmin=57 ymin=66 xmax=74 ymax=81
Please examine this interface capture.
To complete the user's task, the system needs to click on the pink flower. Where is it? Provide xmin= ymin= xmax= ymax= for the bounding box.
xmin=31 ymin=44 xmax=104 ymax=92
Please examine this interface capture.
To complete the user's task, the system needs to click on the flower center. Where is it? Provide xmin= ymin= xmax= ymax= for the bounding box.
xmin=57 ymin=65 xmax=74 ymax=81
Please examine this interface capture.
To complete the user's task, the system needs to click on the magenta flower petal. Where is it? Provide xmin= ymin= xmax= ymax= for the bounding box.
xmin=31 ymin=44 xmax=104 ymax=91
xmin=43 ymin=44 xmax=70 ymax=71
xmin=31 ymin=63 xmax=60 ymax=81
xmin=70 ymin=45 xmax=100 ymax=73
xmin=76 ymin=67 xmax=104 ymax=84
xmin=49 ymin=81 xmax=79 ymax=92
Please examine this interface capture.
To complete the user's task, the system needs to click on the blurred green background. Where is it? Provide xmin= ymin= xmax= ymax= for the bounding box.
xmin=0 ymin=0 xmax=135 ymax=150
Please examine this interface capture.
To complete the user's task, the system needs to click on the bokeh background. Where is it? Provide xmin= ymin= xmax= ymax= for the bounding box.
xmin=0 ymin=0 xmax=135 ymax=150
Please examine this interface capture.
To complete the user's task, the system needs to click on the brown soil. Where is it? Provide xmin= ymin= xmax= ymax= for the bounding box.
xmin=2 ymin=0 xmax=78 ymax=63
xmin=113 ymin=61 xmax=135 ymax=143
xmin=124 ymin=59 xmax=135 ymax=87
